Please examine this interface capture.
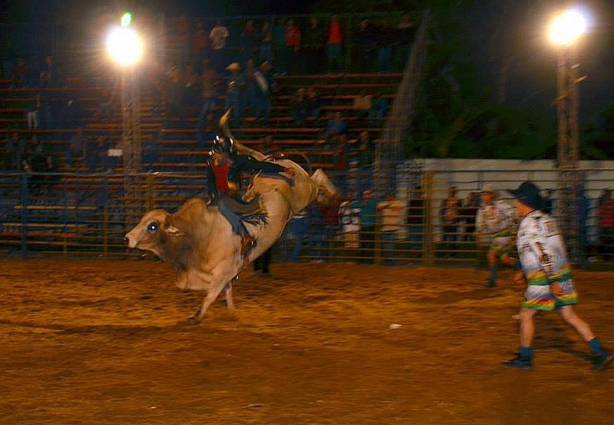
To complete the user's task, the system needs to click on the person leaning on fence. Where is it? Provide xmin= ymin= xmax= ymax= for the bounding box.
xmin=475 ymin=184 xmax=518 ymax=288
xmin=440 ymin=185 xmax=462 ymax=257
xmin=339 ymin=193 xmax=361 ymax=260
xmin=378 ymin=193 xmax=404 ymax=265
xmin=502 ymin=181 xmax=613 ymax=371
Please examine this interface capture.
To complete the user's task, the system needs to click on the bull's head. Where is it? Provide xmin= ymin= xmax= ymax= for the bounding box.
xmin=125 ymin=209 xmax=185 ymax=258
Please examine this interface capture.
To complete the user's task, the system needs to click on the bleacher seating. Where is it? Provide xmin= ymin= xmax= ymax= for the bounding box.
xmin=1 ymin=71 xmax=400 ymax=175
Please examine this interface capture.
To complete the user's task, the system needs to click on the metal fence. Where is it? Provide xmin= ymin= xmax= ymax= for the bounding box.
xmin=1 ymin=167 xmax=612 ymax=266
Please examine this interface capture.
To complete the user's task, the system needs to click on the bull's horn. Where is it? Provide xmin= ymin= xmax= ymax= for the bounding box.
xmin=219 ymin=109 xmax=267 ymax=161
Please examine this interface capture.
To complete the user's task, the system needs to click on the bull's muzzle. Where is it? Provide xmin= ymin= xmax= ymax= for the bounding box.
xmin=125 ymin=233 xmax=138 ymax=249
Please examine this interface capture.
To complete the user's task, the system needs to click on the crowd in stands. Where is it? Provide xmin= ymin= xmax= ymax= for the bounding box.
xmin=0 ymin=11 xmax=416 ymax=180
xmin=166 ymin=13 xmax=417 ymax=77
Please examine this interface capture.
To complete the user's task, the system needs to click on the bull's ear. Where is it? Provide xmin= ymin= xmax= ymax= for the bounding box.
xmin=166 ymin=226 xmax=185 ymax=237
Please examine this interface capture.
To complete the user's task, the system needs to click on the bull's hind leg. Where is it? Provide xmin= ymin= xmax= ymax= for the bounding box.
xmin=224 ymin=280 xmax=236 ymax=310
xmin=188 ymin=277 xmax=235 ymax=324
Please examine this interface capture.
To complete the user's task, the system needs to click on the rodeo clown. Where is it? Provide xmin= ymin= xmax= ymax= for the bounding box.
xmin=475 ymin=183 xmax=518 ymax=288
xmin=206 ymin=135 xmax=295 ymax=260
xmin=502 ymin=181 xmax=612 ymax=370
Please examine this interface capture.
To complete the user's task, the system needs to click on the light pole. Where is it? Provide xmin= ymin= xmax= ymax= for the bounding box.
xmin=548 ymin=7 xmax=588 ymax=264
xmin=106 ymin=13 xmax=145 ymax=220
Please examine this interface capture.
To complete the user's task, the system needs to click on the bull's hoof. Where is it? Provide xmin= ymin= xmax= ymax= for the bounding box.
xmin=187 ymin=315 xmax=201 ymax=325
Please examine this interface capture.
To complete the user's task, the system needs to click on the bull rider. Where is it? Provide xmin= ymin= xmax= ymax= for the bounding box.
xmin=206 ymin=135 xmax=295 ymax=260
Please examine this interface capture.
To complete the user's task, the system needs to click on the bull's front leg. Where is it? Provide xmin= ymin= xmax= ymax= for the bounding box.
xmin=188 ymin=273 xmax=238 ymax=324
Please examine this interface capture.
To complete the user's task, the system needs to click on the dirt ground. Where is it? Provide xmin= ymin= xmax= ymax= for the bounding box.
xmin=0 ymin=259 xmax=613 ymax=425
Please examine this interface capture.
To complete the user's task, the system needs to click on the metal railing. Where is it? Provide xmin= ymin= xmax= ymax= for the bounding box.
xmin=1 ymin=168 xmax=612 ymax=267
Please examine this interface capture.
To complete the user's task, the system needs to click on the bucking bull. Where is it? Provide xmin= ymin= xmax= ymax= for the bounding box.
xmin=125 ymin=112 xmax=337 ymax=323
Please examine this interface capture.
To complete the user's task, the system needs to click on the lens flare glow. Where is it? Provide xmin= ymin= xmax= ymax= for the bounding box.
xmin=106 ymin=27 xmax=143 ymax=66
xmin=548 ymin=9 xmax=588 ymax=46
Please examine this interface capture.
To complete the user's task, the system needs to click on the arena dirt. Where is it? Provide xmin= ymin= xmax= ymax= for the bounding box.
xmin=0 ymin=259 xmax=612 ymax=424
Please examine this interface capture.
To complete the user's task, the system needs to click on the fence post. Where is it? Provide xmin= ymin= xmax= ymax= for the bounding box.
xmin=19 ymin=174 xmax=29 ymax=259
xmin=424 ymin=171 xmax=435 ymax=267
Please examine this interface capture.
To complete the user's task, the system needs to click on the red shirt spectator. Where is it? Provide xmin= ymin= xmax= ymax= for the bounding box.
xmin=285 ymin=20 xmax=301 ymax=49
xmin=328 ymin=20 xmax=343 ymax=44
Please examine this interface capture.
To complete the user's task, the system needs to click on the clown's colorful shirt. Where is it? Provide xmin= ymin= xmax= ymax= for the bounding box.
xmin=517 ymin=209 xmax=572 ymax=286
xmin=476 ymin=200 xmax=516 ymax=238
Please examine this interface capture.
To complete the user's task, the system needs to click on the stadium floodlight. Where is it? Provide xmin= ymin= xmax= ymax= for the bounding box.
xmin=106 ymin=26 xmax=143 ymax=67
xmin=548 ymin=8 xmax=588 ymax=46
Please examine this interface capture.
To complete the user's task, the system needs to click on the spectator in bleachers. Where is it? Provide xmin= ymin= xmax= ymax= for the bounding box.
xmin=209 ymin=19 xmax=230 ymax=74
xmin=306 ymin=87 xmax=322 ymax=126
xmin=197 ymin=58 xmax=220 ymax=127
xmin=59 ymin=97 xmax=83 ymax=129
xmin=65 ymin=126 xmax=88 ymax=168
xmin=283 ymin=19 xmax=301 ymax=75
xmin=181 ymin=63 xmax=201 ymax=110
xmin=353 ymin=17 xmax=377 ymax=73
xmin=26 ymin=93 xmax=41 ymax=129
xmin=11 ymin=57 xmax=29 ymax=88
xmin=224 ymin=62 xmax=246 ymax=126
xmin=6 ymin=131 xmax=26 ymax=171
xmin=175 ymin=14 xmax=191 ymax=69
xmin=368 ymin=92 xmax=389 ymax=125
xmin=192 ymin=19 xmax=211 ymax=73
xmin=326 ymin=15 xmax=344 ymax=74
xmin=394 ymin=12 xmax=417 ymax=72
xmin=197 ymin=112 xmax=218 ymax=149
xmin=353 ymin=90 xmax=372 ymax=124
xmin=302 ymin=17 xmax=325 ymax=74
xmin=291 ymin=88 xmax=309 ymax=125
xmin=324 ymin=111 xmax=347 ymax=143
xmin=24 ymin=135 xmax=57 ymax=186
xmin=240 ymin=19 xmax=259 ymax=67
xmin=357 ymin=130 xmax=375 ymax=169
xmin=164 ymin=61 xmax=185 ymax=126
xmin=242 ymin=58 xmax=258 ymax=115
xmin=253 ymin=61 xmax=276 ymax=125
xmin=39 ymin=55 xmax=62 ymax=88
xmin=272 ymin=18 xmax=287 ymax=74
xmin=88 ymin=135 xmax=110 ymax=171
xmin=376 ymin=16 xmax=395 ymax=73
xmin=258 ymin=20 xmax=274 ymax=67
